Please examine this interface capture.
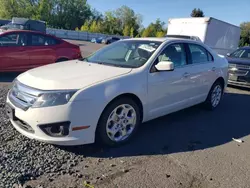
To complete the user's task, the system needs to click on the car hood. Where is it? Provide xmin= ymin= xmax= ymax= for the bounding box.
xmin=17 ymin=60 xmax=132 ymax=90
xmin=227 ymin=57 xmax=250 ymax=65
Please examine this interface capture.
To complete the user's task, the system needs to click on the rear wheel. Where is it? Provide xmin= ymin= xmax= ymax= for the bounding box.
xmin=204 ymin=81 xmax=223 ymax=110
xmin=96 ymin=98 xmax=141 ymax=147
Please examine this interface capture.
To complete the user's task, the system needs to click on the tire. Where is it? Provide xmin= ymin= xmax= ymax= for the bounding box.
xmin=204 ymin=81 xmax=224 ymax=110
xmin=56 ymin=58 xmax=69 ymax=63
xmin=96 ymin=97 xmax=141 ymax=147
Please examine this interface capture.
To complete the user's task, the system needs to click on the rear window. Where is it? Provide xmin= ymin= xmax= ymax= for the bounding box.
xmin=31 ymin=34 xmax=60 ymax=46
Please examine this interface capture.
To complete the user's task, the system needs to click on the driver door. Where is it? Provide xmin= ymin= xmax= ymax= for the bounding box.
xmin=0 ymin=32 xmax=29 ymax=72
xmin=147 ymin=43 xmax=193 ymax=120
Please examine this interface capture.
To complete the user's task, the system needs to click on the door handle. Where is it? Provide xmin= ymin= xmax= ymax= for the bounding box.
xmin=183 ymin=72 xmax=190 ymax=78
xmin=211 ymin=67 xmax=216 ymax=72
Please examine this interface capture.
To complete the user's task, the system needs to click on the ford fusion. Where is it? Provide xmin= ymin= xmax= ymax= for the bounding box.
xmin=6 ymin=37 xmax=228 ymax=146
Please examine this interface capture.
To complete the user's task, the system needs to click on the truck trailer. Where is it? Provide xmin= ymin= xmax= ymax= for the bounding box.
xmin=167 ymin=17 xmax=241 ymax=55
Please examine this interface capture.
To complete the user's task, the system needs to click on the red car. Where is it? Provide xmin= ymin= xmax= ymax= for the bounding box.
xmin=0 ymin=30 xmax=82 ymax=72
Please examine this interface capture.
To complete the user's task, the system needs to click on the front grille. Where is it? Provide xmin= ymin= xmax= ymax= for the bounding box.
xmin=229 ymin=63 xmax=250 ymax=70
xmin=237 ymin=64 xmax=250 ymax=70
xmin=9 ymin=81 xmax=41 ymax=111
xmin=228 ymin=69 xmax=248 ymax=76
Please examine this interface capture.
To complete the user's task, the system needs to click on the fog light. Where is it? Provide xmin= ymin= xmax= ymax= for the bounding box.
xmin=39 ymin=122 xmax=70 ymax=137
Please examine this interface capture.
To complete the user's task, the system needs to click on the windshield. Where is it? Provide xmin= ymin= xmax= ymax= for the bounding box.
xmin=230 ymin=48 xmax=250 ymax=59
xmin=84 ymin=40 xmax=162 ymax=68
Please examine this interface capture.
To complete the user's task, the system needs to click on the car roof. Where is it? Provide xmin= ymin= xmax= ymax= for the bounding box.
xmin=0 ymin=30 xmax=62 ymax=40
xmin=123 ymin=37 xmax=194 ymax=43
xmin=0 ymin=30 xmax=55 ymax=37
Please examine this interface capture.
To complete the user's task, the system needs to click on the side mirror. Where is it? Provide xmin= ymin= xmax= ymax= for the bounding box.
xmin=226 ymin=53 xmax=230 ymax=57
xmin=155 ymin=61 xmax=174 ymax=71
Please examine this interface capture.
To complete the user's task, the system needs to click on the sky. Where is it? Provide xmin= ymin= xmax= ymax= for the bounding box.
xmin=88 ymin=0 xmax=250 ymax=27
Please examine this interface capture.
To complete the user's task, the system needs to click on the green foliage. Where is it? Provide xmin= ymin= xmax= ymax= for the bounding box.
xmin=80 ymin=22 xmax=89 ymax=31
xmin=89 ymin=20 xmax=102 ymax=33
xmin=156 ymin=31 xmax=165 ymax=37
xmin=191 ymin=8 xmax=205 ymax=17
xmin=130 ymin=27 xmax=134 ymax=37
xmin=123 ymin=25 xmax=130 ymax=36
xmin=239 ymin=22 xmax=250 ymax=47
xmin=0 ymin=0 xmax=92 ymax=30
xmin=141 ymin=18 xmax=167 ymax=37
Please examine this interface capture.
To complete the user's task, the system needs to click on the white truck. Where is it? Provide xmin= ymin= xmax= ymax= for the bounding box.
xmin=167 ymin=17 xmax=241 ymax=55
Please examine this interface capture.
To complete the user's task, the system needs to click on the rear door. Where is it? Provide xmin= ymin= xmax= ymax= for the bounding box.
xmin=184 ymin=42 xmax=217 ymax=103
xmin=26 ymin=33 xmax=56 ymax=68
xmin=0 ymin=32 xmax=29 ymax=71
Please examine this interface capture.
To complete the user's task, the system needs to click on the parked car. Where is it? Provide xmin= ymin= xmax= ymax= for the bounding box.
xmin=6 ymin=37 xmax=228 ymax=147
xmin=101 ymin=36 xmax=120 ymax=44
xmin=0 ymin=17 xmax=46 ymax=33
xmin=0 ymin=30 xmax=82 ymax=72
xmin=0 ymin=19 xmax=10 ymax=27
xmin=227 ymin=46 xmax=250 ymax=88
xmin=91 ymin=37 xmax=103 ymax=44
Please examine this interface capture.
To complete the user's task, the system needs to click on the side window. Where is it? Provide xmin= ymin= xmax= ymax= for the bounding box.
xmin=188 ymin=44 xmax=212 ymax=64
xmin=0 ymin=33 xmax=27 ymax=47
xmin=31 ymin=34 xmax=46 ymax=46
xmin=158 ymin=43 xmax=187 ymax=68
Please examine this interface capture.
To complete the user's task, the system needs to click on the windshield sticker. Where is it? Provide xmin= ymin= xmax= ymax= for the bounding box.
xmin=138 ymin=44 xmax=156 ymax=52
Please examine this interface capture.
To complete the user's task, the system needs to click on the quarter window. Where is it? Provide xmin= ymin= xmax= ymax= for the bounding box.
xmin=157 ymin=43 xmax=187 ymax=67
xmin=188 ymin=44 xmax=213 ymax=64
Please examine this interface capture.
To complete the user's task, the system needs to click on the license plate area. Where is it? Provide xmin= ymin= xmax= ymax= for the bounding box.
xmin=6 ymin=103 xmax=15 ymax=120
xmin=229 ymin=74 xmax=238 ymax=81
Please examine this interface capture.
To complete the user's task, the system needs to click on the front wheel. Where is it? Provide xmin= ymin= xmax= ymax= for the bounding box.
xmin=204 ymin=81 xmax=223 ymax=110
xmin=96 ymin=98 xmax=141 ymax=147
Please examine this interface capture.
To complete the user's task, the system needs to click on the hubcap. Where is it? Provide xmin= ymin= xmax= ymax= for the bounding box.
xmin=211 ymin=85 xmax=222 ymax=107
xmin=106 ymin=104 xmax=137 ymax=142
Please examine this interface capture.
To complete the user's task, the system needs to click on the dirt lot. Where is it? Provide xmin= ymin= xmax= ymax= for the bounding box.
xmin=1 ymin=40 xmax=250 ymax=188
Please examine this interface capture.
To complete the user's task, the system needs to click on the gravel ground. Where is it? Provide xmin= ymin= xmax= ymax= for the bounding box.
xmin=0 ymin=86 xmax=88 ymax=187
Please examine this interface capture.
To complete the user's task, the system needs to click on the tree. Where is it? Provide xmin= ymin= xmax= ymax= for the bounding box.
xmin=0 ymin=0 xmax=93 ymax=30
xmin=35 ymin=0 xmax=53 ymax=22
xmin=156 ymin=31 xmax=165 ymax=37
xmin=141 ymin=18 xmax=167 ymax=37
xmin=0 ymin=0 xmax=37 ymax=18
xmin=80 ymin=21 xmax=89 ymax=31
xmin=123 ymin=25 xmax=130 ymax=36
xmin=191 ymin=8 xmax=205 ymax=17
xmin=89 ymin=20 xmax=102 ymax=33
xmin=102 ymin=11 xmax=122 ymax=35
xmin=130 ymin=27 xmax=134 ymax=37
xmin=239 ymin=22 xmax=250 ymax=47
xmin=115 ymin=6 xmax=141 ymax=37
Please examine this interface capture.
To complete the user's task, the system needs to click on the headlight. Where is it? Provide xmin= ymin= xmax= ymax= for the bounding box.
xmin=32 ymin=90 xmax=77 ymax=108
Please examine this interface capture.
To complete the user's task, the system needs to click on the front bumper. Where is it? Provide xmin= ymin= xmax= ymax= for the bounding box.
xmin=6 ymin=94 xmax=97 ymax=146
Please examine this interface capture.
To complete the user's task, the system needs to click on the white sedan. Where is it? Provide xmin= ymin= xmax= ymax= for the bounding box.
xmin=6 ymin=37 xmax=228 ymax=146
